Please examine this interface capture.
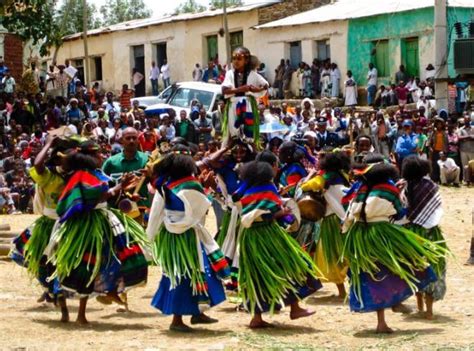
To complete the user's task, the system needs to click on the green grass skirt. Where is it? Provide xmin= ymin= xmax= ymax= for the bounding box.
xmin=24 ymin=216 xmax=56 ymax=278
xmin=216 ymin=210 xmax=231 ymax=247
xmin=49 ymin=208 xmax=149 ymax=290
xmin=342 ymin=221 xmax=449 ymax=304
xmin=152 ymin=226 xmax=205 ymax=294
xmin=238 ymin=221 xmax=319 ymax=314
xmin=404 ymin=224 xmax=448 ymax=301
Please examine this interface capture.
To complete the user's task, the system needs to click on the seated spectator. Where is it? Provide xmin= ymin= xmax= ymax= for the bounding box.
xmin=438 ymin=151 xmax=460 ymax=186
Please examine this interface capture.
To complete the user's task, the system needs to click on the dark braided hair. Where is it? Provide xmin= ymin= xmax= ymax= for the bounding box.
xmin=401 ymin=155 xmax=431 ymax=210
xmin=153 ymin=144 xmax=197 ymax=181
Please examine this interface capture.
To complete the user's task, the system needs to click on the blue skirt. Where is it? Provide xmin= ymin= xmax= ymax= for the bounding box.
xmin=151 ymin=248 xmax=226 ymax=316
xmin=348 ymin=264 xmax=437 ymax=313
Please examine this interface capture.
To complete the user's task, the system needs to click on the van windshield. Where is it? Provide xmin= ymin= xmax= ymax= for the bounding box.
xmin=168 ymin=88 xmax=214 ymax=110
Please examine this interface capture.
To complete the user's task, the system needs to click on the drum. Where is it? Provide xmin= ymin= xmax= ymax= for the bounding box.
xmin=295 ymin=188 xmax=326 ymax=222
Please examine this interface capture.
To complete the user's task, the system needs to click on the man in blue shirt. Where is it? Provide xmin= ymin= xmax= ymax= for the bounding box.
xmin=0 ymin=57 xmax=8 ymax=92
xmin=395 ymin=120 xmax=418 ymax=164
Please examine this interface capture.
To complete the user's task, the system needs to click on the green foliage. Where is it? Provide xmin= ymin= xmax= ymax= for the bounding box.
xmin=174 ymin=0 xmax=206 ymax=14
xmin=99 ymin=0 xmax=152 ymax=26
xmin=56 ymin=0 xmax=102 ymax=36
xmin=1 ymin=0 xmax=61 ymax=56
xmin=209 ymin=0 xmax=243 ymax=9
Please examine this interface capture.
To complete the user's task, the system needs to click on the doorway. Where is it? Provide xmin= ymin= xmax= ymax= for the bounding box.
xmin=132 ymin=45 xmax=145 ymax=97
xmin=402 ymin=38 xmax=419 ymax=78
xmin=156 ymin=42 xmax=167 ymax=68
xmin=289 ymin=41 xmax=302 ymax=69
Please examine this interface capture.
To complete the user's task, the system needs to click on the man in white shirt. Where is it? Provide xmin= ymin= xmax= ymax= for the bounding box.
xmin=1 ymin=70 xmax=15 ymax=94
xmin=192 ymin=63 xmax=203 ymax=82
xmin=367 ymin=63 xmax=378 ymax=106
xmin=149 ymin=61 xmax=160 ymax=96
xmin=437 ymin=151 xmax=460 ymax=186
xmin=160 ymin=59 xmax=171 ymax=88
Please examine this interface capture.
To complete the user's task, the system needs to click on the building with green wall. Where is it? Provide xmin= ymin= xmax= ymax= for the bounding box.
xmin=348 ymin=5 xmax=474 ymax=89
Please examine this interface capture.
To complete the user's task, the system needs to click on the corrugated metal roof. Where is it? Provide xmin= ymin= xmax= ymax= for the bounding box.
xmin=63 ymin=1 xmax=280 ymax=40
xmin=256 ymin=0 xmax=474 ymax=29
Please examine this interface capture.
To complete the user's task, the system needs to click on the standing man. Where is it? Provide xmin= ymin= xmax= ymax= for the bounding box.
xmin=55 ymin=64 xmax=69 ymax=98
xmin=132 ymin=68 xmax=145 ymax=97
xmin=1 ymin=70 xmax=15 ymax=95
xmin=192 ymin=63 xmax=203 ymax=82
xmin=193 ymin=107 xmax=213 ymax=143
xmin=458 ymin=113 xmax=474 ymax=184
xmin=0 ymin=57 xmax=9 ymax=92
xmin=395 ymin=120 xmax=418 ymax=164
xmin=315 ymin=117 xmax=339 ymax=150
xmin=395 ymin=65 xmax=408 ymax=85
xmin=367 ymin=63 xmax=378 ymax=106
xmin=149 ymin=61 xmax=160 ymax=96
xmin=161 ymin=59 xmax=171 ymax=89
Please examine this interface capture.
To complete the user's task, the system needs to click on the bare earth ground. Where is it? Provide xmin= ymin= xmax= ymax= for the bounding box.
xmin=0 ymin=187 xmax=473 ymax=350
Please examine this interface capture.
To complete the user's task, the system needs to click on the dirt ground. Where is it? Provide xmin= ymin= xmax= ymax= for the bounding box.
xmin=0 ymin=186 xmax=473 ymax=350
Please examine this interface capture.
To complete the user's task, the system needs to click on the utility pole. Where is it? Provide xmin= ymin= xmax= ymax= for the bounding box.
xmin=223 ymin=0 xmax=231 ymax=66
xmin=82 ymin=0 xmax=91 ymax=87
xmin=434 ymin=0 xmax=448 ymax=109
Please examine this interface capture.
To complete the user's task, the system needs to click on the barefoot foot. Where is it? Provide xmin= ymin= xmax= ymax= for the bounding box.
xmin=290 ymin=308 xmax=315 ymax=320
xmin=76 ymin=316 xmax=89 ymax=325
xmin=190 ymin=313 xmax=218 ymax=324
xmin=376 ymin=325 xmax=394 ymax=334
xmin=169 ymin=323 xmax=193 ymax=332
xmin=249 ymin=320 xmax=274 ymax=329
xmin=60 ymin=308 xmax=70 ymax=323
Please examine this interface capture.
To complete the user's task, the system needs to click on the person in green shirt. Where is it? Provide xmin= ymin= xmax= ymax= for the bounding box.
xmin=174 ymin=109 xmax=197 ymax=144
xmin=102 ymin=127 xmax=149 ymax=206
xmin=415 ymin=125 xmax=429 ymax=159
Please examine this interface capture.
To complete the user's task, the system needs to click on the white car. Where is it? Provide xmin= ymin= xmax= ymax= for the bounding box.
xmin=144 ymin=81 xmax=223 ymax=117
xmin=131 ymin=84 xmax=175 ymax=109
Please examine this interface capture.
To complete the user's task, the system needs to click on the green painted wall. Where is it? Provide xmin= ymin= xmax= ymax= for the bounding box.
xmin=347 ymin=6 xmax=474 ymax=88
xmin=347 ymin=7 xmax=434 ymax=87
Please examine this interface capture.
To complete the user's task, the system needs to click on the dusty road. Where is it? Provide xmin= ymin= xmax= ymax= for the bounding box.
xmin=0 ymin=186 xmax=473 ymax=350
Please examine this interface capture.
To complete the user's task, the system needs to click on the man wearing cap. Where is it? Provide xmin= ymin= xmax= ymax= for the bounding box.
xmin=315 ymin=116 xmax=339 ymax=150
xmin=458 ymin=113 xmax=474 ymax=184
xmin=159 ymin=113 xmax=176 ymax=141
xmin=395 ymin=120 xmax=418 ymax=163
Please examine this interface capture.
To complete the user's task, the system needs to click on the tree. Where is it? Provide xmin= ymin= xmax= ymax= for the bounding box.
xmin=174 ymin=0 xmax=206 ymax=14
xmin=56 ymin=0 xmax=102 ymax=36
xmin=1 ymin=0 xmax=61 ymax=56
xmin=100 ymin=0 xmax=152 ymax=26
xmin=209 ymin=0 xmax=243 ymax=9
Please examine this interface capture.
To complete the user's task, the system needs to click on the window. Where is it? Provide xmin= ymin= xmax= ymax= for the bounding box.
xmin=372 ymin=40 xmax=389 ymax=77
xmin=402 ymin=37 xmax=419 ymax=78
xmin=155 ymin=42 xmax=167 ymax=68
xmin=90 ymin=56 xmax=103 ymax=81
xmin=206 ymin=35 xmax=218 ymax=63
xmin=230 ymin=31 xmax=243 ymax=53
xmin=73 ymin=59 xmax=84 ymax=83
xmin=316 ymin=40 xmax=330 ymax=61
xmin=169 ymin=88 xmax=214 ymax=111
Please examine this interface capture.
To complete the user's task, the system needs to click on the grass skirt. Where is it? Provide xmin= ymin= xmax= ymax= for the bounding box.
xmin=151 ymin=226 xmax=227 ymax=314
xmin=11 ymin=216 xmax=63 ymax=297
xmin=238 ymin=221 xmax=321 ymax=315
xmin=342 ymin=222 xmax=447 ymax=312
xmin=405 ymin=224 xmax=448 ymax=301
xmin=314 ymin=214 xmax=347 ymax=284
xmin=216 ymin=210 xmax=231 ymax=247
xmin=49 ymin=208 xmax=148 ymax=296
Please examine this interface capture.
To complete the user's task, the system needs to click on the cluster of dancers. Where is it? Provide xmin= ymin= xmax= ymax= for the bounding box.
xmin=10 ymin=46 xmax=450 ymax=334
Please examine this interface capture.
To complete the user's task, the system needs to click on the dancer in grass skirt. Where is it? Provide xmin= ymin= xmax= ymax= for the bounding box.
xmin=10 ymin=135 xmax=78 ymax=317
xmin=147 ymin=145 xmax=230 ymax=332
xmin=235 ymin=160 xmax=321 ymax=328
xmin=199 ymin=140 xmax=255 ymax=290
xmin=300 ymin=151 xmax=351 ymax=298
xmin=221 ymin=46 xmax=268 ymax=146
xmin=401 ymin=155 xmax=449 ymax=320
xmin=341 ymin=153 xmax=448 ymax=333
xmin=45 ymin=140 xmax=149 ymax=324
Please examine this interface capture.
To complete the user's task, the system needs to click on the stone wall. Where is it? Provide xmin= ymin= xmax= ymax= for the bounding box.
xmin=3 ymin=33 xmax=23 ymax=84
xmin=258 ymin=0 xmax=331 ymax=25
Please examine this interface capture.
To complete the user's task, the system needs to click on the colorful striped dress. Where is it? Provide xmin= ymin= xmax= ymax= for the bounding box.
xmin=404 ymin=177 xmax=448 ymax=301
xmin=279 ymin=162 xmax=307 ymax=198
xmin=236 ymin=182 xmax=321 ymax=315
xmin=341 ymin=180 xmax=445 ymax=312
xmin=148 ymin=176 xmax=230 ymax=315
xmin=301 ymin=171 xmax=350 ymax=284
xmin=11 ymin=167 xmax=66 ymax=298
xmin=45 ymin=169 xmax=149 ymax=296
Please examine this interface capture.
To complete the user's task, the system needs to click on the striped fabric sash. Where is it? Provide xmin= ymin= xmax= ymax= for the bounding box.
xmin=240 ymin=183 xmax=282 ymax=217
xmin=354 ymin=181 xmax=404 ymax=217
xmin=408 ymin=178 xmax=442 ymax=227
xmin=56 ymin=170 xmax=109 ymax=223
xmin=279 ymin=163 xmax=307 ymax=197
